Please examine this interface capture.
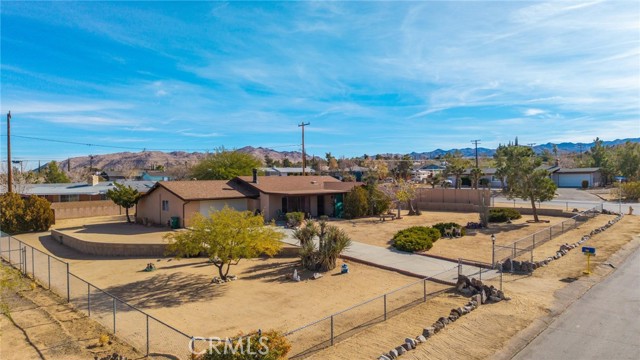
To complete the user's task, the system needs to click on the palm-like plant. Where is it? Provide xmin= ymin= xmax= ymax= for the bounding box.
xmin=292 ymin=218 xmax=352 ymax=271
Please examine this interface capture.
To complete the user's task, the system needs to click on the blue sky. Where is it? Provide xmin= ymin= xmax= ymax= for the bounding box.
xmin=1 ymin=1 xmax=639 ymax=165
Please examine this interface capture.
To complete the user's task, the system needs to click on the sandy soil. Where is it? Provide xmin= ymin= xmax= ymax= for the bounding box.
xmin=305 ymin=216 xmax=640 ymax=360
xmin=331 ymin=210 xmax=569 ymax=263
xmin=1 ymin=268 xmax=143 ymax=360
xmin=12 ymin=229 xmax=423 ymax=346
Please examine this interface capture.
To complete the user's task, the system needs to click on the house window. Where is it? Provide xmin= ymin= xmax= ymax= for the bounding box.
xmin=60 ymin=194 xmax=79 ymax=202
xmin=162 ymin=200 xmax=169 ymax=211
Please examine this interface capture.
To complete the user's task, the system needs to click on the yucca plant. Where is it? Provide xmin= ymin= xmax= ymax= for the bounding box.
xmin=293 ymin=218 xmax=352 ymax=271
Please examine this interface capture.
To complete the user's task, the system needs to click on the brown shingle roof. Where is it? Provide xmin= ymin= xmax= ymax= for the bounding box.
xmin=237 ymin=175 xmax=358 ymax=195
xmin=156 ymin=180 xmax=256 ymax=201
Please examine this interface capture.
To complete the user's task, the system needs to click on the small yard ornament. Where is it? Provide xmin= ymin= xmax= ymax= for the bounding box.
xmin=341 ymin=263 xmax=349 ymax=274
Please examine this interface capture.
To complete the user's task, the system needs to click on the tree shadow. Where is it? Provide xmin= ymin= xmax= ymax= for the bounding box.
xmin=240 ymin=257 xmax=332 ymax=283
xmin=97 ymin=271 xmax=225 ymax=310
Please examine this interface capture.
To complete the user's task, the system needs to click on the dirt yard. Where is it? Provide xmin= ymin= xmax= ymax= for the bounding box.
xmin=1 ymin=266 xmax=143 ymax=360
xmin=307 ymin=215 xmax=640 ymax=360
xmin=331 ymin=210 xmax=572 ymax=263
xmin=13 ymin=227 xmax=428 ymax=348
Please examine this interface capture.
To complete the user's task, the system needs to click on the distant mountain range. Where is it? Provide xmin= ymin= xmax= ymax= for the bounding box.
xmin=57 ymin=138 xmax=639 ymax=172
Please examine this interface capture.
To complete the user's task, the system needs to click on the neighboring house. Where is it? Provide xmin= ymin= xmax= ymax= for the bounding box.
xmin=141 ymin=171 xmax=172 ymax=181
xmin=551 ymin=168 xmax=602 ymax=188
xmin=101 ymin=170 xmax=143 ymax=181
xmin=260 ymin=167 xmax=315 ymax=176
xmin=21 ymin=176 xmax=156 ymax=202
xmin=412 ymin=164 xmax=446 ymax=182
xmin=136 ymin=173 xmax=362 ymax=227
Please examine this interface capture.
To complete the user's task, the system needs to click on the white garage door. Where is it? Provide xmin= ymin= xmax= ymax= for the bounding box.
xmin=558 ymin=174 xmax=589 ymax=188
xmin=199 ymin=199 xmax=248 ymax=215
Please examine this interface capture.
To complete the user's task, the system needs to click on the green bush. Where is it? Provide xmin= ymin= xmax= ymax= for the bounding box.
xmin=343 ymin=186 xmax=369 ymax=219
xmin=619 ymin=181 xmax=640 ymax=201
xmin=0 ymin=193 xmax=54 ymax=234
xmin=488 ymin=208 xmax=522 ymax=223
xmin=369 ymin=188 xmax=391 ymax=216
xmin=200 ymin=329 xmax=291 ymax=360
xmin=285 ymin=212 xmax=305 ymax=228
xmin=392 ymin=226 xmax=440 ymax=252
xmin=432 ymin=222 xmax=466 ymax=237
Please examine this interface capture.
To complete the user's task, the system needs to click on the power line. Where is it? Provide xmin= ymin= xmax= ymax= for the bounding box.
xmin=3 ymin=135 xmax=299 ymax=152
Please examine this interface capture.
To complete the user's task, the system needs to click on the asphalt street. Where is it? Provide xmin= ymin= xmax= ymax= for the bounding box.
xmin=512 ymin=245 xmax=640 ymax=360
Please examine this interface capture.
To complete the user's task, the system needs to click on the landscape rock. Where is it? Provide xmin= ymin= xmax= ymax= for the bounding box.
xmin=388 ymin=349 xmax=398 ymax=359
xmin=396 ymin=345 xmax=407 ymax=355
xmin=405 ymin=337 xmax=416 ymax=349
xmin=378 ymin=355 xmax=391 ymax=360
xmin=416 ymin=335 xmax=427 ymax=343
xmin=422 ymin=327 xmax=435 ymax=338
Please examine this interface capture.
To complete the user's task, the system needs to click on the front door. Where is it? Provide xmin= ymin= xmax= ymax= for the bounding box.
xmin=334 ymin=194 xmax=344 ymax=218
xmin=317 ymin=195 xmax=325 ymax=216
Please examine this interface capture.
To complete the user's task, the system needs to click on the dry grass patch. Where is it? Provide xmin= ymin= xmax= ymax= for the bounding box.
xmin=306 ymin=216 xmax=640 ymax=360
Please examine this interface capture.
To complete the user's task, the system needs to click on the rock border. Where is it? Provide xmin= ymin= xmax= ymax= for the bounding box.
xmin=500 ymin=213 xmax=623 ymax=273
xmin=377 ymin=275 xmax=507 ymax=360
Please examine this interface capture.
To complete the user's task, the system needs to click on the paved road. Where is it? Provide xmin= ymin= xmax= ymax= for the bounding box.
xmin=492 ymin=188 xmax=638 ymax=215
xmin=279 ymin=228 xmax=499 ymax=283
xmin=512 ymin=246 xmax=640 ymax=360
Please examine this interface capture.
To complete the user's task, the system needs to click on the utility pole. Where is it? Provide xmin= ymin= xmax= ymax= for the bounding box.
xmin=527 ymin=143 xmax=536 ymax=151
xmin=298 ymin=122 xmax=310 ymax=175
xmin=67 ymin=158 xmax=71 ymax=171
xmin=471 ymin=139 xmax=481 ymax=168
xmin=6 ymin=111 xmax=12 ymax=193
xmin=89 ymin=155 xmax=94 ymax=174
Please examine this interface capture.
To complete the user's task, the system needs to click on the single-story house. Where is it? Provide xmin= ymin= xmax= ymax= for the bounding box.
xmin=136 ymin=174 xmax=362 ymax=227
xmin=551 ymin=168 xmax=602 ymax=188
xmin=136 ymin=180 xmax=259 ymax=228
xmin=141 ymin=171 xmax=172 ymax=181
xmin=20 ymin=176 xmax=156 ymax=202
xmin=260 ymin=167 xmax=315 ymax=176
xmin=101 ymin=170 xmax=143 ymax=181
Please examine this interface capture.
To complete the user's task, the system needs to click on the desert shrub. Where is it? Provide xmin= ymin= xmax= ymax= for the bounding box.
xmin=432 ymin=222 xmax=466 ymax=237
xmin=368 ymin=188 xmax=391 ymax=216
xmin=479 ymin=178 xmax=490 ymax=187
xmin=392 ymin=226 xmax=440 ymax=252
xmin=620 ymin=181 xmax=640 ymax=201
xmin=200 ymin=329 xmax=291 ymax=360
xmin=0 ymin=193 xmax=54 ymax=234
xmin=23 ymin=195 xmax=55 ymax=232
xmin=343 ymin=186 xmax=368 ymax=219
xmin=581 ymin=180 xmax=589 ymax=189
xmin=285 ymin=212 xmax=305 ymax=228
xmin=488 ymin=208 xmax=522 ymax=223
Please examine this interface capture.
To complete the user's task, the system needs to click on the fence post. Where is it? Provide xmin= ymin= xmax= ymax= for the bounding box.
xmin=457 ymin=258 xmax=462 ymax=276
xmin=383 ymin=294 xmax=387 ymax=321
xmin=330 ymin=315 xmax=334 ymax=346
xmin=500 ymin=264 xmax=503 ymax=291
xmin=47 ymin=256 xmax=51 ymax=289
xmin=423 ymin=279 xmax=427 ymax=302
xmin=479 ymin=267 xmax=482 ymax=281
xmin=146 ymin=314 xmax=150 ymax=356
xmin=87 ymin=283 xmax=91 ymax=317
xmin=22 ymin=247 xmax=27 ymax=274
xmin=113 ymin=298 xmax=117 ymax=333
xmin=31 ymin=247 xmax=34 ymax=276
xmin=512 ymin=243 xmax=516 ymax=258
xmin=562 ymin=221 xmax=564 ymax=234
xmin=66 ymin=263 xmax=70 ymax=303
xmin=549 ymin=226 xmax=552 ymax=239
xmin=531 ymin=236 xmax=535 ymax=263
xmin=8 ymin=238 xmax=10 ymax=265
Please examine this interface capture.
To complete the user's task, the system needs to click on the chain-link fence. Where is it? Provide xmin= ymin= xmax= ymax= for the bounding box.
xmin=0 ymin=232 xmax=193 ymax=359
xmin=493 ymin=204 xmax=603 ymax=265
xmin=285 ymin=265 xmax=462 ymax=358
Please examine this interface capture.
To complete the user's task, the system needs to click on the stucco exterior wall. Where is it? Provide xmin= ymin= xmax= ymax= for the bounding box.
xmin=136 ymin=187 xmax=185 ymax=227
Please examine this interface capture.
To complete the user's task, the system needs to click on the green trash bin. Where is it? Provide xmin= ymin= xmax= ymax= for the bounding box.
xmin=170 ymin=216 xmax=180 ymax=229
